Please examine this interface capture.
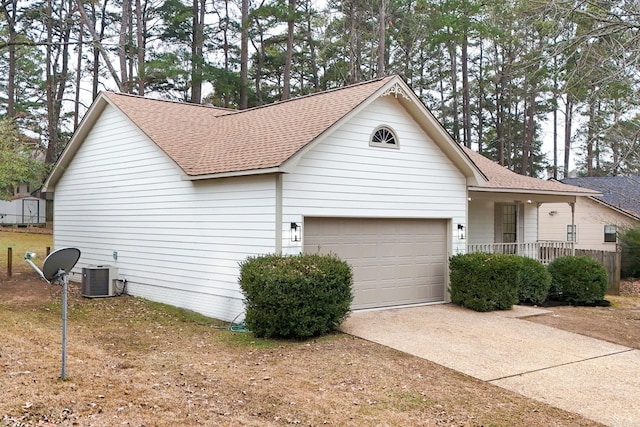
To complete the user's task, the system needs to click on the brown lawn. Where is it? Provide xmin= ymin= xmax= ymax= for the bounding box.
xmin=2 ymin=230 xmax=638 ymax=426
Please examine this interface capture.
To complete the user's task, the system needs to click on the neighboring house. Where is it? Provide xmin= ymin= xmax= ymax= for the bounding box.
xmin=42 ymin=75 xmax=596 ymax=321
xmin=538 ymin=176 xmax=640 ymax=251
xmin=0 ymin=184 xmax=46 ymax=225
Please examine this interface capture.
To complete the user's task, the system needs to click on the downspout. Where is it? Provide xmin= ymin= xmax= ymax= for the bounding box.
xmin=275 ymin=173 xmax=283 ymax=254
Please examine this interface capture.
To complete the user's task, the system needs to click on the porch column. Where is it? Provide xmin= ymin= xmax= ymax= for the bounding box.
xmin=570 ymin=202 xmax=575 ymax=256
xmin=536 ymin=202 xmax=542 ymax=242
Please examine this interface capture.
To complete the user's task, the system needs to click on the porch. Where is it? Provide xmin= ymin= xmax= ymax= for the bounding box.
xmin=466 ymin=241 xmax=575 ymax=265
xmin=465 ymin=241 xmax=620 ymax=294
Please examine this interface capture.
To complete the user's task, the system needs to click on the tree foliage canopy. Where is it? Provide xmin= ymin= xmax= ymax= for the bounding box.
xmin=0 ymin=117 xmax=46 ymax=200
xmin=2 ymin=0 xmax=640 ymax=179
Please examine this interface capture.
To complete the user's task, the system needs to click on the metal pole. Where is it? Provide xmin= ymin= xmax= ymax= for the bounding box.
xmin=60 ymin=271 xmax=68 ymax=380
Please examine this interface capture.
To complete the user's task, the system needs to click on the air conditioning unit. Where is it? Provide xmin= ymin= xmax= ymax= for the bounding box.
xmin=82 ymin=266 xmax=118 ymax=298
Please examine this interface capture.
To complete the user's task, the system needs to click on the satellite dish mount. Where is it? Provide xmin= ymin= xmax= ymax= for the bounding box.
xmin=25 ymin=248 xmax=81 ymax=380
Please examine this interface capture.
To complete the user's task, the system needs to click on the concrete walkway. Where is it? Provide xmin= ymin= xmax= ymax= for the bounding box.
xmin=340 ymin=304 xmax=640 ymax=427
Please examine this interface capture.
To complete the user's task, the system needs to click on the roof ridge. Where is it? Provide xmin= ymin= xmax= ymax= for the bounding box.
xmin=221 ymin=76 xmax=394 ymax=116
xmin=102 ymin=77 xmax=394 ymax=118
xmin=102 ymin=91 xmax=235 ymax=112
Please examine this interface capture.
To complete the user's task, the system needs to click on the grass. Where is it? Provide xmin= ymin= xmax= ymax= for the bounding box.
xmin=0 ymin=229 xmax=53 ymax=275
xmin=0 ymin=231 xmax=615 ymax=426
xmin=1 ymin=286 xmax=605 ymax=426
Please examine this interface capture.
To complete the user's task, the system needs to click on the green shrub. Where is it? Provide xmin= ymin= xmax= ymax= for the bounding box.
xmin=449 ymin=252 xmax=519 ymax=312
xmin=513 ymin=255 xmax=552 ymax=305
xmin=239 ymin=253 xmax=353 ymax=339
xmin=547 ymin=256 xmax=608 ymax=304
xmin=620 ymin=227 xmax=640 ymax=278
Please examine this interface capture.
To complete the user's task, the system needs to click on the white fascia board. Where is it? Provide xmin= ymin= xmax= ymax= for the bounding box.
xmin=468 ymin=186 xmax=601 ymax=197
xmin=181 ymin=167 xmax=282 ymax=181
xmin=42 ymin=94 xmax=109 ymax=192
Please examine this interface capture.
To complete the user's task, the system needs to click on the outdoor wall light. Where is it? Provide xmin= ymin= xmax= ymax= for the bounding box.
xmin=549 ymin=210 xmax=558 ymax=216
xmin=290 ymin=222 xmax=301 ymax=242
xmin=457 ymin=224 xmax=466 ymax=240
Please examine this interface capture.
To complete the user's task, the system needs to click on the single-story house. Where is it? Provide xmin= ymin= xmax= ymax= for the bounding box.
xmin=42 ymin=75 xmax=597 ymax=321
xmin=538 ymin=176 xmax=640 ymax=251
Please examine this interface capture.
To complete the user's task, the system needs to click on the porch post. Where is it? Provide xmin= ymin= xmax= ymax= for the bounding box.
xmin=570 ymin=202 xmax=575 ymax=256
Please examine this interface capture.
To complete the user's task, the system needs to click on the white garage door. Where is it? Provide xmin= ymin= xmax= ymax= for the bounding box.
xmin=304 ymin=218 xmax=447 ymax=310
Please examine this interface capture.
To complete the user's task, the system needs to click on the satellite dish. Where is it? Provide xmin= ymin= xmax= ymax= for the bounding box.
xmin=24 ymin=247 xmax=81 ymax=380
xmin=42 ymin=248 xmax=81 ymax=283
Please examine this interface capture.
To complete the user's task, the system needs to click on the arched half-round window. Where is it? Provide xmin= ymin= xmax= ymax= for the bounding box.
xmin=370 ymin=126 xmax=398 ymax=149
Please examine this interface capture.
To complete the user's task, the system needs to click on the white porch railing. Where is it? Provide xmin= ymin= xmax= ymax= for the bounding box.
xmin=466 ymin=241 xmax=575 ymax=265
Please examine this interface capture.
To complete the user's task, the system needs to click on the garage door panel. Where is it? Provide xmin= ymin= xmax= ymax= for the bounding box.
xmin=304 ymin=218 xmax=447 ymax=310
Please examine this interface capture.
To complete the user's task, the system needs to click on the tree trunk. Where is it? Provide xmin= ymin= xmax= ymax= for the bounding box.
xmin=74 ymin=22 xmax=83 ymax=129
xmin=119 ymin=0 xmax=130 ymax=93
xmin=476 ymin=42 xmax=484 ymax=153
xmin=521 ymin=89 xmax=536 ymax=176
xmin=449 ymin=44 xmax=459 ymax=143
xmin=45 ymin=0 xmax=71 ymax=163
xmin=461 ymin=31 xmax=471 ymax=148
xmin=251 ymin=16 xmax=265 ymax=105
xmin=304 ymin=0 xmax=318 ymax=91
xmin=282 ymin=0 xmax=296 ymax=100
xmin=563 ymin=95 xmax=572 ymax=178
xmin=3 ymin=0 xmax=17 ymax=117
xmin=376 ymin=0 xmax=386 ymax=77
xmin=240 ymin=0 xmax=249 ymax=109
xmin=586 ymin=99 xmax=596 ymax=176
xmin=135 ymin=0 xmax=145 ymax=95
xmin=190 ymin=0 xmax=205 ymax=103
xmin=77 ymin=0 xmax=122 ymax=91
xmin=348 ymin=1 xmax=361 ymax=83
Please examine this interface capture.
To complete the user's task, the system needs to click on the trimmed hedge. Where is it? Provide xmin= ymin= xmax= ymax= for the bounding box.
xmin=547 ymin=256 xmax=608 ymax=304
xmin=449 ymin=252 xmax=519 ymax=312
xmin=239 ymin=253 xmax=353 ymax=339
xmin=513 ymin=255 xmax=552 ymax=305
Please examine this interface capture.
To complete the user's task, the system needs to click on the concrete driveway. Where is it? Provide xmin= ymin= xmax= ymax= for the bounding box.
xmin=340 ymin=304 xmax=640 ymax=427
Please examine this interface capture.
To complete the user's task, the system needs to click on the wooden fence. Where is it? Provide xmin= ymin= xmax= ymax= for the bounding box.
xmin=575 ymin=248 xmax=621 ymax=295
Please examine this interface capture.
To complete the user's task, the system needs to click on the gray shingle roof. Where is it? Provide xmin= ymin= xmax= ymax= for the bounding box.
xmin=561 ymin=176 xmax=640 ymax=218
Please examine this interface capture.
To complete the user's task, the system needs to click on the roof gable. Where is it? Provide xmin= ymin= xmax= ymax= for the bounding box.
xmin=104 ymin=77 xmax=396 ymax=177
xmin=44 ymin=75 xmax=487 ymax=190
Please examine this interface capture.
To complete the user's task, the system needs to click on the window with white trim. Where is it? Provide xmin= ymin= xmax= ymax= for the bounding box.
xmin=604 ymin=225 xmax=617 ymax=243
xmin=370 ymin=126 xmax=398 ymax=148
xmin=567 ymin=225 xmax=577 ymax=242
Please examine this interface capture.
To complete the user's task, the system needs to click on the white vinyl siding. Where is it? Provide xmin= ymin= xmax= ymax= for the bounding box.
xmin=523 ymin=202 xmax=538 ymax=243
xmin=469 ymin=200 xmax=537 ymax=245
xmin=282 ymin=96 xmax=467 ymax=255
xmin=54 ymin=105 xmax=276 ymax=321
xmin=468 ymin=199 xmax=494 ymax=245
